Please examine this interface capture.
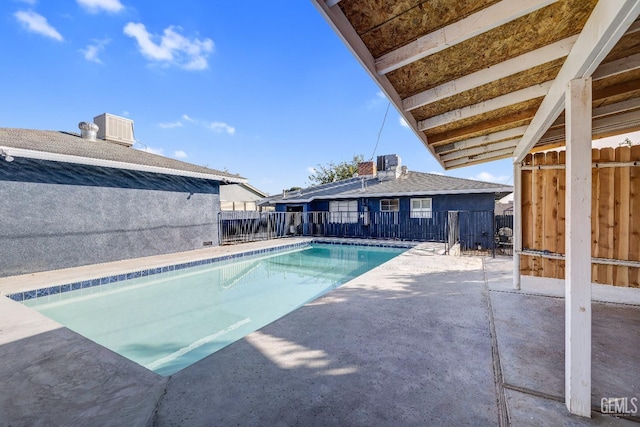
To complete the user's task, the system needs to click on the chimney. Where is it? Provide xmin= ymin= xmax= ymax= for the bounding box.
xmin=78 ymin=122 xmax=99 ymax=141
xmin=357 ymin=161 xmax=377 ymax=177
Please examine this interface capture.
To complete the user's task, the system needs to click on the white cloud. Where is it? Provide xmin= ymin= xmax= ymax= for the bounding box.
xmin=80 ymin=38 xmax=109 ymax=63
xmin=182 ymin=114 xmax=195 ymax=122
xmin=14 ymin=10 xmax=63 ymax=41
xmin=399 ymin=117 xmax=409 ymax=128
xmin=122 ymin=110 xmax=130 ymax=116
xmin=77 ymin=0 xmax=124 ymax=13
xmin=307 ymin=167 xmax=316 ymax=174
xmin=366 ymin=91 xmax=387 ymax=109
xmin=137 ymin=146 xmax=164 ymax=156
xmin=210 ymin=121 xmax=235 ymax=135
xmin=174 ymin=150 xmax=187 ymax=159
xmin=123 ymin=22 xmax=214 ymax=71
xmin=471 ymin=172 xmax=510 ymax=184
xmin=17 ymin=0 xmax=38 ymax=4
xmin=158 ymin=120 xmax=182 ymax=129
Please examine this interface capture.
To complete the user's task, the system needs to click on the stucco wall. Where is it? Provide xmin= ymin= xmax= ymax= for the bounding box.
xmin=0 ymin=158 xmax=220 ymax=277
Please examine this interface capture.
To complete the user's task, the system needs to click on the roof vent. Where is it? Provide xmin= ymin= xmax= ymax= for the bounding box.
xmin=93 ymin=113 xmax=134 ymax=147
xmin=78 ymin=121 xmax=99 ymax=141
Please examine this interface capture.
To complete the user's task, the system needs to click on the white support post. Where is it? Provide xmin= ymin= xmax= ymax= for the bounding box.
xmin=565 ymin=77 xmax=592 ymax=417
xmin=513 ymin=162 xmax=522 ymax=290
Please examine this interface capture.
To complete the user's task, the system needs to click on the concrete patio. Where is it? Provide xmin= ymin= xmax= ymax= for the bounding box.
xmin=0 ymin=241 xmax=638 ymax=425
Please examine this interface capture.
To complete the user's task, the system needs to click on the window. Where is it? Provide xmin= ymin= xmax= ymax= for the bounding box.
xmin=411 ymin=198 xmax=432 ymax=218
xmin=380 ymin=199 xmax=399 ymax=212
xmin=329 ymin=200 xmax=358 ymax=223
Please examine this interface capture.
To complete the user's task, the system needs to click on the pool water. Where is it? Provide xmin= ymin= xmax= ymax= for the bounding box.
xmin=24 ymin=243 xmax=406 ymax=376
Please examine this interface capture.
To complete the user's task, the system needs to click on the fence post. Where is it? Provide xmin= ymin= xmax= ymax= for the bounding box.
xmin=513 ymin=162 xmax=522 ymax=290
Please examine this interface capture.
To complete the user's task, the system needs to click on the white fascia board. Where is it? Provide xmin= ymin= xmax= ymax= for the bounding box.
xmin=1 ymin=147 xmax=247 ymax=184
xmin=274 ymin=186 xmax=513 ymax=203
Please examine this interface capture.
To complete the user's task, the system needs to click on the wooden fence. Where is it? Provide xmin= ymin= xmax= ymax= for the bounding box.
xmin=520 ymin=146 xmax=640 ymax=287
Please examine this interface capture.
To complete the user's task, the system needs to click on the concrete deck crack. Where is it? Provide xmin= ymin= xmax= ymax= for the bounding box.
xmin=149 ymin=377 xmax=170 ymax=426
xmin=482 ymin=257 xmax=510 ymax=427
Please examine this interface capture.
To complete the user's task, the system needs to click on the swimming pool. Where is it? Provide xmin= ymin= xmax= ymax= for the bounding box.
xmin=19 ymin=243 xmax=406 ymax=376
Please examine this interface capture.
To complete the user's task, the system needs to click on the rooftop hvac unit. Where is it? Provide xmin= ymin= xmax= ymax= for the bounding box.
xmin=94 ymin=113 xmax=134 ymax=147
xmin=376 ymin=154 xmax=401 ymax=171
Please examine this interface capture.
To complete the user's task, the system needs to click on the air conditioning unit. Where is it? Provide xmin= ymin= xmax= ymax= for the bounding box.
xmin=94 ymin=113 xmax=134 ymax=147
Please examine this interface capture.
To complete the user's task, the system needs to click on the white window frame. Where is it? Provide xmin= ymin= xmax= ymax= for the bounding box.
xmin=329 ymin=200 xmax=358 ymax=223
xmin=410 ymin=198 xmax=432 ymax=218
xmin=380 ymin=199 xmax=400 ymax=212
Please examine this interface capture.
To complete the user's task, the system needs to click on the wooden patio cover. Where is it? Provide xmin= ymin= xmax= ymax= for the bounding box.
xmin=313 ymin=0 xmax=640 ymax=169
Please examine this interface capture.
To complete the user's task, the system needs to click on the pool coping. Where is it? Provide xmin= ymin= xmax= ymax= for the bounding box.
xmin=2 ymin=238 xmax=425 ymax=303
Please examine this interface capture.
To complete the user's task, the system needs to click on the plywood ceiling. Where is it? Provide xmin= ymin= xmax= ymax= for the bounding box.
xmin=314 ymin=0 xmax=640 ymax=169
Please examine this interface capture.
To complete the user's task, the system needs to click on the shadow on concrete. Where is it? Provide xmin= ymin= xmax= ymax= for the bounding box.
xmin=491 ymin=291 xmax=640 ymax=422
xmin=154 ymin=256 xmax=501 ymax=425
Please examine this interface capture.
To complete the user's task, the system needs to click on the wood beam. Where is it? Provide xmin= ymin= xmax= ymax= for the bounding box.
xmin=418 ymin=81 xmax=552 ymax=131
xmin=443 ymin=147 xmax=514 ymax=168
xmin=513 ymin=0 xmax=640 ymax=162
xmin=445 ymin=151 xmax=513 ymax=169
xmin=440 ymin=138 xmax=519 ymax=162
xmin=434 ymin=126 xmax=528 ymax=154
xmin=420 ymin=50 xmax=640 ymax=134
xmin=593 ymin=52 xmax=640 ymax=80
xmin=402 ymin=36 xmax=578 ymax=112
xmin=538 ymin=107 xmax=640 ymax=146
xmin=375 ymin=0 xmax=556 ymax=75
xmin=429 ymin=109 xmax=537 ymax=146
xmin=565 ymin=77 xmax=592 ymax=418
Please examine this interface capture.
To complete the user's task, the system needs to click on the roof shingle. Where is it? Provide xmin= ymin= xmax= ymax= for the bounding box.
xmin=262 ymin=171 xmax=512 ymax=204
xmin=0 ymin=128 xmax=244 ymax=183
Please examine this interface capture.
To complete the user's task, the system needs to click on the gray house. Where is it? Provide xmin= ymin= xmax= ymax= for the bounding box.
xmin=0 ymin=114 xmax=245 ymax=277
xmin=220 ymin=182 xmax=269 ymax=211
xmin=260 ymin=155 xmax=512 ymax=248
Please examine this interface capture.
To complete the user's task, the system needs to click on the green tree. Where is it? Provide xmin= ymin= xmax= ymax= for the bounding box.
xmin=308 ymin=154 xmax=365 ymax=185
xmin=619 ymin=137 xmax=637 ymax=147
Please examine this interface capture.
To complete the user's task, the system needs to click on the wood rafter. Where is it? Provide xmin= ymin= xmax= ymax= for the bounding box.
xmin=513 ymin=0 xmax=640 ymax=162
xmin=418 ymin=81 xmax=552 ymax=131
xmin=402 ymin=36 xmax=579 ymax=112
xmin=419 ymin=46 xmax=640 ymax=134
xmin=434 ymin=125 xmax=528 ymax=154
xmin=440 ymin=138 xmax=520 ymax=162
xmin=428 ymin=108 xmax=538 ymax=146
xmin=375 ymin=0 xmax=556 ymax=75
xmin=444 ymin=148 xmax=514 ymax=168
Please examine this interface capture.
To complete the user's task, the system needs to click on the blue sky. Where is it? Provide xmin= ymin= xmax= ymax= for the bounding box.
xmin=2 ymin=0 xmax=636 ymax=195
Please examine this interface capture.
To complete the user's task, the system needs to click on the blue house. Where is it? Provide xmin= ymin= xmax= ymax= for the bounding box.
xmin=260 ymin=155 xmax=512 ymax=249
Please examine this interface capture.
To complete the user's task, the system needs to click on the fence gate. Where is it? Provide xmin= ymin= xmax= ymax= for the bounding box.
xmin=494 ymin=210 xmax=514 ymax=256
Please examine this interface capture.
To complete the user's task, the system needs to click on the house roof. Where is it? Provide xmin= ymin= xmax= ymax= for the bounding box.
xmin=220 ymin=183 xmax=269 ymax=202
xmin=261 ymin=171 xmax=512 ymax=204
xmin=0 ymin=128 xmax=246 ymax=183
xmin=313 ymin=1 xmax=640 ymax=169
